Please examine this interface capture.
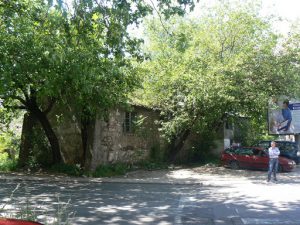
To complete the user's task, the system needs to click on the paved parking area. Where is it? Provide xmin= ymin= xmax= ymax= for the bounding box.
xmin=0 ymin=165 xmax=299 ymax=225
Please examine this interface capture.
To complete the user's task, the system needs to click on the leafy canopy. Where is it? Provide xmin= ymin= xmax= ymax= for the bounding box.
xmin=0 ymin=0 xmax=197 ymax=120
xmin=137 ymin=1 xmax=300 ymax=140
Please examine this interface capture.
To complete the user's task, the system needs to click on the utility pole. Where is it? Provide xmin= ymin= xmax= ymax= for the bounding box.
xmin=295 ymin=134 xmax=300 ymax=146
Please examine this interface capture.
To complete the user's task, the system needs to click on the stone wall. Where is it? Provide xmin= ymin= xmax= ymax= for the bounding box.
xmin=50 ymin=104 xmax=162 ymax=170
xmin=50 ymin=104 xmax=84 ymax=164
xmin=87 ymin=106 xmax=162 ymax=170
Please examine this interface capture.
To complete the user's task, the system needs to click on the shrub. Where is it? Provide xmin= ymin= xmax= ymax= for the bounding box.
xmin=0 ymin=155 xmax=17 ymax=171
xmin=136 ymin=161 xmax=169 ymax=170
xmin=92 ymin=163 xmax=129 ymax=177
xmin=49 ymin=163 xmax=83 ymax=177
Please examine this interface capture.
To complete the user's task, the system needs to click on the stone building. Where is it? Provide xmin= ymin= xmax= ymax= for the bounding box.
xmin=52 ymin=104 xmax=162 ymax=170
xmin=50 ymin=102 xmax=235 ymax=169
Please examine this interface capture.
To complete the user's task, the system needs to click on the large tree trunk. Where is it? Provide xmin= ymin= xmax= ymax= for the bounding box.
xmin=28 ymin=99 xmax=63 ymax=164
xmin=168 ymin=129 xmax=191 ymax=162
xmin=81 ymin=119 xmax=95 ymax=170
xmin=18 ymin=112 xmax=36 ymax=167
xmin=81 ymin=118 xmax=90 ymax=168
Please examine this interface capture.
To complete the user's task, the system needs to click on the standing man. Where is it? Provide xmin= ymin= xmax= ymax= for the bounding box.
xmin=277 ymin=99 xmax=292 ymax=132
xmin=267 ymin=141 xmax=280 ymax=182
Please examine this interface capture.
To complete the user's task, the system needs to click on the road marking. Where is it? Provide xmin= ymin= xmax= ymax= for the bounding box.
xmin=174 ymin=196 xmax=186 ymax=225
xmin=242 ymin=218 xmax=300 ymax=224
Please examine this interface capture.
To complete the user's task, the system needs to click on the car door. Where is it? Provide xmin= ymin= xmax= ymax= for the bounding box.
xmin=236 ymin=147 xmax=254 ymax=168
xmin=253 ymin=149 xmax=269 ymax=170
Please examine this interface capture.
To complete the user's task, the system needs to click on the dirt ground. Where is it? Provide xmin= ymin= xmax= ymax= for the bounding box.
xmin=1 ymin=163 xmax=298 ymax=185
xmin=123 ymin=163 xmax=299 ymax=185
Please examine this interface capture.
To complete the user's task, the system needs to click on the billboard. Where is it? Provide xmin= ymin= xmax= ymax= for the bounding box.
xmin=268 ymin=97 xmax=300 ymax=135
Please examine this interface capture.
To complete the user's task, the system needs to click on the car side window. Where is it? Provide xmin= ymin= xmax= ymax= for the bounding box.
xmin=278 ymin=143 xmax=296 ymax=152
xmin=237 ymin=148 xmax=253 ymax=156
xmin=253 ymin=149 xmax=260 ymax=156
xmin=258 ymin=142 xmax=270 ymax=149
xmin=259 ymin=150 xmax=267 ymax=157
xmin=225 ymin=148 xmax=236 ymax=154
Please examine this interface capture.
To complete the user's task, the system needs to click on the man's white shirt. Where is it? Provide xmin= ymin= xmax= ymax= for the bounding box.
xmin=268 ymin=147 xmax=280 ymax=159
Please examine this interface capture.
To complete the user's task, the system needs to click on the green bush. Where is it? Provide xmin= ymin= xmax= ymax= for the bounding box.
xmin=149 ymin=143 xmax=165 ymax=162
xmin=0 ymin=132 xmax=19 ymax=171
xmin=0 ymin=132 xmax=19 ymax=159
xmin=183 ymin=131 xmax=218 ymax=165
xmin=92 ymin=163 xmax=129 ymax=177
xmin=0 ymin=153 xmax=17 ymax=171
xmin=28 ymin=126 xmax=53 ymax=169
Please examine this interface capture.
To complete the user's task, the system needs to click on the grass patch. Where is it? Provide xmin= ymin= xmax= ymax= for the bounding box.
xmin=49 ymin=162 xmax=170 ymax=178
xmin=49 ymin=163 xmax=83 ymax=177
xmin=0 ymin=159 xmax=18 ymax=171
xmin=136 ymin=161 xmax=169 ymax=170
xmin=92 ymin=163 xmax=129 ymax=177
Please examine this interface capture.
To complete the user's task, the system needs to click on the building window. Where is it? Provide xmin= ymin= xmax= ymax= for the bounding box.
xmin=124 ymin=112 xmax=137 ymax=133
xmin=225 ymin=121 xmax=233 ymax=130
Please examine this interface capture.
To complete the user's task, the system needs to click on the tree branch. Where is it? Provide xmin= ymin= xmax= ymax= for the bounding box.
xmin=43 ymin=98 xmax=57 ymax=115
xmin=7 ymin=95 xmax=28 ymax=107
xmin=149 ymin=0 xmax=172 ymax=37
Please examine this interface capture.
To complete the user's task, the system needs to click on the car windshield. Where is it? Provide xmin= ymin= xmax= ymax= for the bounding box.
xmin=225 ymin=147 xmax=254 ymax=155
xmin=278 ymin=143 xmax=297 ymax=152
xmin=258 ymin=141 xmax=298 ymax=153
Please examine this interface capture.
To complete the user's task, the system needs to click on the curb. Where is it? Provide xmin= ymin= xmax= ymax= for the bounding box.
xmin=0 ymin=172 xmax=204 ymax=185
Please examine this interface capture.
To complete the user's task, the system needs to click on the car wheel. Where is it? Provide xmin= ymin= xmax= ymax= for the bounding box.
xmin=277 ymin=164 xmax=283 ymax=173
xmin=230 ymin=161 xmax=239 ymax=170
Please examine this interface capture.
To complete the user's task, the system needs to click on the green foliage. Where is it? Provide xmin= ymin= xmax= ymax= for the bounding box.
xmin=0 ymin=0 xmax=140 ymax=117
xmin=21 ymin=125 xmax=53 ymax=170
xmin=233 ymin=118 xmax=267 ymax=146
xmin=50 ymin=161 xmax=169 ymax=177
xmin=149 ymin=143 xmax=165 ymax=162
xmin=0 ymin=131 xmax=19 ymax=155
xmin=0 ymin=0 xmax=198 ymax=116
xmin=184 ymin=132 xmax=218 ymax=164
xmin=0 ymin=154 xmax=17 ymax=171
xmin=137 ymin=1 xmax=300 ymax=148
xmin=0 ymin=131 xmax=19 ymax=171
xmin=0 ymin=135 xmax=9 ymax=153
xmin=0 ymin=0 xmax=197 ymax=165
xmin=92 ymin=163 xmax=129 ymax=177
xmin=278 ymin=23 xmax=300 ymax=100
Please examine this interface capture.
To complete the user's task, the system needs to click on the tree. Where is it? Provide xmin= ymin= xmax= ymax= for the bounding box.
xmin=0 ymin=0 xmax=197 ymax=166
xmin=137 ymin=2 xmax=300 ymax=160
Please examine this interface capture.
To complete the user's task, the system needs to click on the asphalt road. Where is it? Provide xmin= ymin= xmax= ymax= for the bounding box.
xmin=0 ymin=167 xmax=300 ymax=225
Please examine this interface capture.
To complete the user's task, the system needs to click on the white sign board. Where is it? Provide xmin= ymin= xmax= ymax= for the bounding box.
xmin=268 ymin=97 xmax=300 ymax=134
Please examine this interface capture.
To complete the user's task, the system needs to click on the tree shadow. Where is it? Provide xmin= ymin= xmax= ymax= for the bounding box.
xmin=0 ymin=167 xmax=300 ymax=225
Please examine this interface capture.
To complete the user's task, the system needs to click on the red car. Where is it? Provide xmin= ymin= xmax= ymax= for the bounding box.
xmin=0 ymin=219 xmax=43 ymax=225
xmin=221 ymin=146 xmax=296 ymax=172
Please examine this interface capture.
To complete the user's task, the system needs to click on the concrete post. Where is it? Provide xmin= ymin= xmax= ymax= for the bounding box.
xmin=295 ymin=134 xmax=300 ymax=146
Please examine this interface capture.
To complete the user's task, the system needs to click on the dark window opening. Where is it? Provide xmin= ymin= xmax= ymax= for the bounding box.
xmin=225 ymin=121 xmax=233 ymax=130
xmin=124 ymin=112 xmax=137 ymax=133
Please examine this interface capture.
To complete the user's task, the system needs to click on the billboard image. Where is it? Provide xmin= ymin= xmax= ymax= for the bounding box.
xmin=268 ymin=97 xmax=300 ymax=135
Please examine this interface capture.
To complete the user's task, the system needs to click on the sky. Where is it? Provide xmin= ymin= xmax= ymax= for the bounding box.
xmin=262 ymin=0 xmax=300 ymax=20
xmin=63 ymin=0 xmax=300 ymax=36
xmin=192 ymin=0 xmax=300 ymax=34
xmin=262 ymin=0 xmax=300 ymax=34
